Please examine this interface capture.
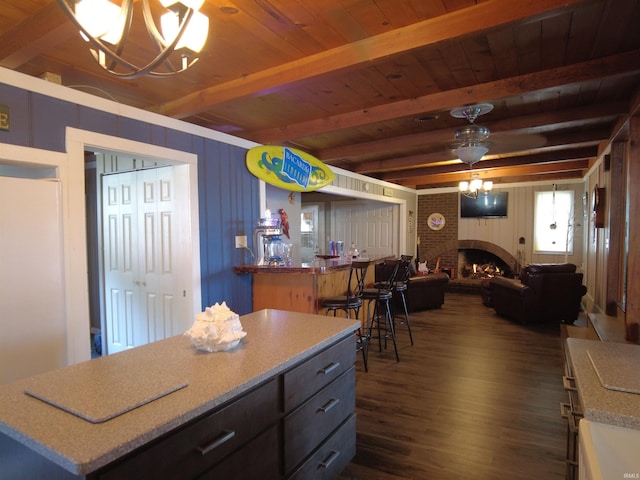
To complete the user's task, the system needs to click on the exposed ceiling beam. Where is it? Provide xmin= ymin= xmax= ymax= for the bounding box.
xmin=156 ymin=0 xmax=592 ymax=119
xmin=403 ymin=159 xmax=591 ymax=188
xmin=249 ymin=49 xmax=640 ymax=144
xmin=414 ymin=170 xmax=586 ymax=189
xmin=379 ymin=147 xmax=597 ymax=181
xmin=351 ymin=129 xmax=607 ymax=175
xmin=318 ymin=103 xmax=623 ymax=162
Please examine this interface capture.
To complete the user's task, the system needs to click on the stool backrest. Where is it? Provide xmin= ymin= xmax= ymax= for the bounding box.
xmin=397 ymin=256 xmax=413 ymax=284
xmin=348 ymin=261 xmax=370 ymax=298
xmin=378 ymin=259 xmax=401 ymax=290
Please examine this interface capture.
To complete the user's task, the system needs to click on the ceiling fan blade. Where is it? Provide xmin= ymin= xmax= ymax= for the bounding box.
xmin=486 ymin=133 xmax=547 ymax=153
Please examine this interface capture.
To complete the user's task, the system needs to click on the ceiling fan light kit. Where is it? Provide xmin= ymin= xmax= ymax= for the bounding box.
xmin=56 ymin=0 xmax=209 ymax=79
xmin=454 ymin=144 xmax=489 ymax=165
xmin=450 ymin=103 xmax=496 ymax=195
xmin=449 ymin=103 xmax=494 ymax=166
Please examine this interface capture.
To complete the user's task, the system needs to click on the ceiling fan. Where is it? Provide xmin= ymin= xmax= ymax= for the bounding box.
xmin=448 ymin=103 xmax=546 ymax=166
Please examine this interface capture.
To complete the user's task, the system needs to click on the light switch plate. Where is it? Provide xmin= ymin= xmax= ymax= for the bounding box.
xmin=235 ymin=235 xmax=247 ymax=248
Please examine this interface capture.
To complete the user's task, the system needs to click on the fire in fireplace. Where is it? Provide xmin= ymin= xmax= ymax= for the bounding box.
xmin=458 ymin=249 xmax=514 ymax=279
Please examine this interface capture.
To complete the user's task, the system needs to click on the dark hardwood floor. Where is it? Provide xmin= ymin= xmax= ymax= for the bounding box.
xmin=340 ymin=292 xmax=568 ymax=480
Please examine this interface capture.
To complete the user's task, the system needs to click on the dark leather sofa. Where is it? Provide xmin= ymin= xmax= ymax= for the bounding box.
xmin=375 ymin=262 xmax=449 ymax=312
xmin=484 ymin=263 xmax=587 ymax=324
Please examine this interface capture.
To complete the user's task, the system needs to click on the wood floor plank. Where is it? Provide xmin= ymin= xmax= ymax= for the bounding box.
xmin=340 ymin=292 xmax=567 ymax=479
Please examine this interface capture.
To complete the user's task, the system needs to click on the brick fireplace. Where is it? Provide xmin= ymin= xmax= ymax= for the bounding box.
xmin=417 ymin=193 xmax=520 ymax=281
xmin=458 ymin=246 xmax=514 ymax=279
xmin=425 ymin=239 xmax=519 ymax=280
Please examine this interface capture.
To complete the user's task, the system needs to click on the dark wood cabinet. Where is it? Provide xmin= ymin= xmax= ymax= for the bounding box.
xmin=284 ymin=368 xmax=355 ymax=474
xmin=94 ymin=379 xmax=279 ymax=480
xmin=288 ymin=415 xmax=356 ymax=480
xmin=89 ymin=336 xmax=356 ymax=480
xmin=0 ymin=312 xmax=359 ymax=480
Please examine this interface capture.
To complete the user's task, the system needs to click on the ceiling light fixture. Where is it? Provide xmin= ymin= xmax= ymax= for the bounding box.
xmin=56 ymin=0 xmax=209 ymax=79
xmin=451 ymin=103 xmax=493 ymax=166
xmin=459 ymin=173 xmax=493 ymax=199
xmin=454 ymin=143 xmax=489 ymax=165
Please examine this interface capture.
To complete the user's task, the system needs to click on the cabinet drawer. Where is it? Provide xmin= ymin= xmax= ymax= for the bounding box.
xmin=288 ymin=414 xmax=356 ymax=480
xmin=97 ymin=379 xmax=278 ymax=480
xmin=284 ymin=367 xmax=355 ymax=473
xmin=283 ymin=335 xmax=355 ymax=412
xmin=196 ymin=425 xmax=279 ymax=480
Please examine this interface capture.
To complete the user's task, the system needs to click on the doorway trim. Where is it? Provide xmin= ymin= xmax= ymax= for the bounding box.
xmin=64 ymin=127 xmax=201 ymax=364
xmin=322 ymin=184 xmax=407 ymax=257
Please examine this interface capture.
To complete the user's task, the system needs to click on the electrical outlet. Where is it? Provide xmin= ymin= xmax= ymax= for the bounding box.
xmin=235 ymin=235 xmax=247 ymax=248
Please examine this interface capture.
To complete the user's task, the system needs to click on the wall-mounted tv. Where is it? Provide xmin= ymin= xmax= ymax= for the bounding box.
xmin=460 ymin=191 xmax=508 ymax=218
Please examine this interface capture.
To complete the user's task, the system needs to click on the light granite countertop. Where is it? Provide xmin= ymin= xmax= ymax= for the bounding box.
xmin=0 ymin=309 xmax=359 ymax=476
xmin=566 ymin=338 xmax=640 ymax=430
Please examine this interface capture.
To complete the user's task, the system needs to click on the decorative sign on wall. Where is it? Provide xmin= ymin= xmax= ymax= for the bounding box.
xmin=427 ymin=212 xmax=446 ymax=231
xmin=246 ymin=145 xmax=335 ymax=192
xmin=0 ymin=104 xmax=9 ymax=131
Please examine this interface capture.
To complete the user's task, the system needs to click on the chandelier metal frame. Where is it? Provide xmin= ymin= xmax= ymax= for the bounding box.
xmin=56 ymin=0 xmax=205 ymax=79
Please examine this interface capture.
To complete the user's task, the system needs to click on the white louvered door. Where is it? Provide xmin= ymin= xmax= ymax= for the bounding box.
xmin=102 ymin=167 xmax=185 ymax=354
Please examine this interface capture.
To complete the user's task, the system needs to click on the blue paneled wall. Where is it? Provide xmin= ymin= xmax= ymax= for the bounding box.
xmin=0 ymin=82 xmax=258 ymax=315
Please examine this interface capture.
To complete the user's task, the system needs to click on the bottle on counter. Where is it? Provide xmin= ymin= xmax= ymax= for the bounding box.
xmin=348 ymin=243 xmax=359 ymax=259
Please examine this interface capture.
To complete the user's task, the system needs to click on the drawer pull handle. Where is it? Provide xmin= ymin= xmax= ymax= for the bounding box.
xmin=563 ymin=375 xmax=577 ymax=391
xmin=319 ymin=450 xmax=340 ymax=469
xmin=197 ymin=430 xmax=236 ymax=455
xmin=317 ymin=398 xmax=339 ymax=413
xmin=318 ymin=362 xmax=340 ymax=375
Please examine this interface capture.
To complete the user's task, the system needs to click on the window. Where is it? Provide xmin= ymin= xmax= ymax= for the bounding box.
xmin=534 ymin=190 xmax=574 ymax=254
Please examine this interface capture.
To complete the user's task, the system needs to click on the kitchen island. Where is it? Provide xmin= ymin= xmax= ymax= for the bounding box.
xmin=565 ymin=338 xmax=640 ymax=430
xmin=564 ymin=338 xmax=640 ymax=477
xmin=0 ymin=309 xmax=360 ymax=479
xmin=234 ymin=258 xmax=379 ymax=320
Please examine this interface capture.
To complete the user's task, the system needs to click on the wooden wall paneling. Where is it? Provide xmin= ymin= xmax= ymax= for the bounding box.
xmin=16 ymin=88 xmax=258 ymax=318
xmin=31 ymin=93 xmax=77 ymax=152
xmin=252 ymin=273 xmax=317 ymax=314
xmin=78 ymin=107 xmax=118 ymax=138
xmin=625 ymin=116 xmax=640 ymax=343
xmin=199 ymin=140 xmax=258 ymax=315
xmin=606 ymin=141 xmax=625 ymax=316
xmin=117 ymin=115 xmax=153 ymax=145
xmin=594 ymin=166 xmax=609 ymax=312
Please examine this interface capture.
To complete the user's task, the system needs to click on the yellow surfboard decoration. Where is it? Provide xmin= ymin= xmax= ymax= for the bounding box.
xmin=246 ymin=145 xmax=335 ymax=192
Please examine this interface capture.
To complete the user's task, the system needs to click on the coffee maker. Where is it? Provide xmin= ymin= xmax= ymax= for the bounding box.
xmin=253 ymin=211 xmax=284 ymax=266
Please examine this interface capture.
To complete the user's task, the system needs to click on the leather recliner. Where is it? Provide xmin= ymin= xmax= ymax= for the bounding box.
xmin=487 ymin=263 xmax=587 ymax=324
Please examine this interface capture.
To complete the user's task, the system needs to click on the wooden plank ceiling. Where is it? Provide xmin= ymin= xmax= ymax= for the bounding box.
xmin=2 ymin=0 xmax=639 ymax=189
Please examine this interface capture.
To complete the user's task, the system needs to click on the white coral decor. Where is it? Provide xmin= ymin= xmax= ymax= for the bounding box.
xmin=184 ymin=302 xmax=247 ymax=352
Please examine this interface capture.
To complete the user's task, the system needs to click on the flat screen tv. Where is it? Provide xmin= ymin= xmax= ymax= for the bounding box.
xmin=460 ymin=191 xmax=508 ymax=218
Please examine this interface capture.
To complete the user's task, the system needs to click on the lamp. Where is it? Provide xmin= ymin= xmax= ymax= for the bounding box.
xmin=459 ymin=173 xmax=493 ymax=199
xmin=56 ymin=0 xmax=209 ymax=79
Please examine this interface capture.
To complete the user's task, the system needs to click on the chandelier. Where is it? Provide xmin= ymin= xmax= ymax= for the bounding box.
xmin=56 ymin=0 xmax=209 ymax=79
xmin=460 ymin=173 xmax=493 ymax=199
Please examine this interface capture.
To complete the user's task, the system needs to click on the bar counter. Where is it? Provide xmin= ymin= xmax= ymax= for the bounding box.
xmin=234 ymin=258 xmax=381 ymax=319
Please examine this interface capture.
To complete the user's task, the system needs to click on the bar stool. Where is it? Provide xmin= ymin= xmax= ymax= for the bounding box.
xmin=362 ymin=259 xmax=400 ymax=363
xmin=319 ymin=261 xmax=370 ymax=371
xmin=394 ymin=255 xmax=414 ymax=345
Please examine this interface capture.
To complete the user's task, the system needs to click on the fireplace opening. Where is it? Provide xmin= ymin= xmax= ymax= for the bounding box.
xmin=458 ymin=249 xmax=514 ymax=279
